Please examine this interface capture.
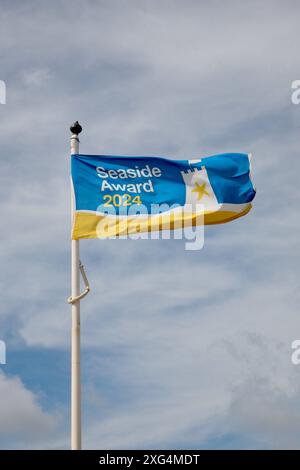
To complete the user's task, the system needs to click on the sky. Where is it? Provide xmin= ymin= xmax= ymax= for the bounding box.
xmin=0 ymin=0 xmax=300 ymax=449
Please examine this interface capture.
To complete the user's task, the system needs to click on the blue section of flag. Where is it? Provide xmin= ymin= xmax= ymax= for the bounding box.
xmin=71 ymin=153 xmax=255 ymax=214
xmin=72 ymin=154 xmax=187 ymax=214
xmin=191 ymin=153 xmax=255 ymax=204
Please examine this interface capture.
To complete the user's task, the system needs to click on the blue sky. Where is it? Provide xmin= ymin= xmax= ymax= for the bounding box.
xmin=0 ymin=0 xmax=300 ymax=449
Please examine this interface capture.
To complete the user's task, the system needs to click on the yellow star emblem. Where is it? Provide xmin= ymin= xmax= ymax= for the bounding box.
xmin=192 ymin=182 xmax=209 ymax=200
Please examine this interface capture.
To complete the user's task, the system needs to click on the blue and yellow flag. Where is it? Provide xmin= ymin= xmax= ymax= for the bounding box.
xmin=71 ymin=153 xmax=255 ymax=239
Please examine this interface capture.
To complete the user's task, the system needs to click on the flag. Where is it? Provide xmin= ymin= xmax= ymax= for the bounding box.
xmin=71 ymin=153 xmax=255 ymax=239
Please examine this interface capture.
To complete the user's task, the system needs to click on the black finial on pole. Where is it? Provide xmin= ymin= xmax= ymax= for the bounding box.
xmin=70 ymin=121 xmax=82 ymax=135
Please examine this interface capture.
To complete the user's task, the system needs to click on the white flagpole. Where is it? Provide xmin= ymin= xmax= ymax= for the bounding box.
xmin=70 ymin=121 xmax=82 ymax=450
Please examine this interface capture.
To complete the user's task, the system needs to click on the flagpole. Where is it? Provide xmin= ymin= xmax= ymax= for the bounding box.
xmin=70 ymin=121 xmax=82 ymax=450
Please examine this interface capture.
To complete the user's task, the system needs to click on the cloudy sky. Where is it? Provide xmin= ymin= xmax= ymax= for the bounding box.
xmin=0 ymin=0 xmax=300 ymax=449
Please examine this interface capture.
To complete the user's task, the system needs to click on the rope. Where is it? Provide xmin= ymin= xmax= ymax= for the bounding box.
xmin=67 ymin=260 xmax=90 ymax=304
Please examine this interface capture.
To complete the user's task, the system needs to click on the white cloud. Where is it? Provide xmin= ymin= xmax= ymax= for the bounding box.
xmin=21 ymin=68 xmax=52 ymax=87
xmin=78 ymin=273 xmax=300 ymax=449
xmin=0 ymin=371 xmax=59 ymax=448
